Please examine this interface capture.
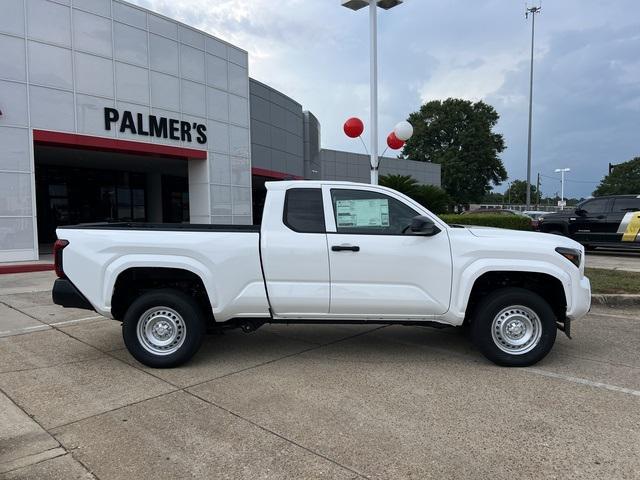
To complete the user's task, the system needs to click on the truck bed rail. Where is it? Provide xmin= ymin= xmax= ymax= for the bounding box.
xmin=57 ymin=222 xmax=261 ymax=232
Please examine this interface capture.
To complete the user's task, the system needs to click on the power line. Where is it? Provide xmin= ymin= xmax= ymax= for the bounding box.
xmin=538 ymin=174 xmax=599 ymax=184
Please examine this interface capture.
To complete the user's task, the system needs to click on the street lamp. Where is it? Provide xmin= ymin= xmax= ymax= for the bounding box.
xmin=341 ymin=0 xmax=404 ymax=185
xmin=555 ymin=168 xmax=570 ymax=210
xmin=525 ymin=4 xmax=541 ymax=209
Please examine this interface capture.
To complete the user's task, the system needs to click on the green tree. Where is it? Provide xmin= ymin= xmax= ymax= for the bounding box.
xmin=594 ymin=157 xmax=640 ymax=196
xmin=504 ymin=180 xmax=538 ymax=205
xmin=401 ymin=98 xmax=507 ymax=205
xmin=480 ymin=190 xmax=505 ymax=204
xmin=379 ymin=174 xmax=418 ymax=196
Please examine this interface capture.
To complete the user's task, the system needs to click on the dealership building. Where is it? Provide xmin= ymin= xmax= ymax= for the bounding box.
xmin=0 ymin=0 xmax=440 ymax=263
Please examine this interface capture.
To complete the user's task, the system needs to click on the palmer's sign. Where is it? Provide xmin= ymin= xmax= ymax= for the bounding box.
xmin=104 ymin=108 xmax=207 ymax=145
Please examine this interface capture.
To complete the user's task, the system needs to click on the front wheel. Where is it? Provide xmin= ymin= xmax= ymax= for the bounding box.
xmin=122 ymin=289 xmax=206 ymax=368
xmin=470 ymin=287 xmax=557 ymax=367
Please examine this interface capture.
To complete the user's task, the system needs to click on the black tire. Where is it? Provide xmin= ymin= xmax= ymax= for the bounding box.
xmin=470 ymin=287 xmax=557 ymax=367
xmin=122 ymin=289 xmax=206 ymax=368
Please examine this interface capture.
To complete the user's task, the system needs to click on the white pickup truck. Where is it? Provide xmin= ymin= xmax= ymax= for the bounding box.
xmin=53 ymin=181 xmax=591 ymax=368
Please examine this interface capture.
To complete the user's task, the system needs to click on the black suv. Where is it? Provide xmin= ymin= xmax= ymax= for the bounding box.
xmin=538 ymin=195 xmax=640 ymax=249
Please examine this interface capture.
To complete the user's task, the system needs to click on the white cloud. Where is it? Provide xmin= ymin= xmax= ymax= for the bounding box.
xmin=418 ymin=53 xmax=524 ymax=104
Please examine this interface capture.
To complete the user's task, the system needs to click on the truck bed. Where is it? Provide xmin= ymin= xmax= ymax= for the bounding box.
xmin=57 ymin=223 xmax=269 ymax=321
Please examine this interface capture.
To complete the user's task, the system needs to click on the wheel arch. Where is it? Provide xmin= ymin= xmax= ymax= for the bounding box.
xmin=107 ymin=259 xmax=215 ymax=321
xmin=465 ymin=271 xmax=567 ymax=324
xmin=455 ymin=261 xmax=570 ymax=323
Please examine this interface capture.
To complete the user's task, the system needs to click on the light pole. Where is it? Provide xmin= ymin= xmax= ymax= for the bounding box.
xmin=525 ymin=4 xmax=541 ymax=209
xmin=342 ymin=0 xmax=404 ymax=185
xmin=555 ymin=168 xmax=570 ymax=210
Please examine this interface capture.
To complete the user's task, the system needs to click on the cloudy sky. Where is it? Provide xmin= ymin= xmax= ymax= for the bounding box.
xmin=132 ymin=0 xmax=639 ymax=198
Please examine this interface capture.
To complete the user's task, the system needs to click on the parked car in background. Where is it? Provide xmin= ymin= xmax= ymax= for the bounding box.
xmin=538 ymin=195 xmax=640 ymax=250
xmin=52 ymin=181 xmax=590 ymax=369
xmin=524 ymin=211 xmax=548 ymax=231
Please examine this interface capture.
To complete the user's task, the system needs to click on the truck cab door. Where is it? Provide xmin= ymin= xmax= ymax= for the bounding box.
xmin=610 ymin=197 xmax=640 ymax=244
xmin=571 ymin=198 xmax=610 ymax=244
xmin=260 ymin=187 xmax=330 ymax=316
xmin=323 ymin=186 xmax=452 ymax=318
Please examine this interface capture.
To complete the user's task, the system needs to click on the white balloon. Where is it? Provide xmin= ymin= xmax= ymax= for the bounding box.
xmin=394 ymin=121 xmax=413 ymax=141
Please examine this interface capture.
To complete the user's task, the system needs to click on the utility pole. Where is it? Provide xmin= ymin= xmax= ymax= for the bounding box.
xmin=536 ymin=172 xmax=541 ymax=208
xmin=525 ymin=4 xmax=541 ymax=209
xmin=555 ymin=168 xmax=570 ymax=211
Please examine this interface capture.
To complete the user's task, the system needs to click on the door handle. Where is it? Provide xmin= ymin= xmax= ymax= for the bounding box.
xmin=331 ymin=245 xmax=360 ymax=252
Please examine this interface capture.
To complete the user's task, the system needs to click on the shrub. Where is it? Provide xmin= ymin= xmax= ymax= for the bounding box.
xmin=412 ymin=185 xmax=451 ymax=214
xmin=438 ymin=214 xmax=532 ymax=231
xmin=379 ymin=174 xmax=418 ymax=196
xmin=380 ymin=174 xmax=452 ymax=214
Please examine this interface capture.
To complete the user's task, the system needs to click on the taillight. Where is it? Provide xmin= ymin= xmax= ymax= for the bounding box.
xmin=53 ymin=239 xmax=69 ymax=278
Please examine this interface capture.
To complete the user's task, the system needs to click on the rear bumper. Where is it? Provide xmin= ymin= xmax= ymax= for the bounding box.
xmin=52 ymin=278 xmax=94 ymax=311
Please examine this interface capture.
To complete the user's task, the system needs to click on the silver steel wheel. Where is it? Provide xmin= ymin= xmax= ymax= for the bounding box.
xmin=136 ymin=306 xmax=186 ymax=356
xmin=490 ymin=305 xmax=542 ymax=355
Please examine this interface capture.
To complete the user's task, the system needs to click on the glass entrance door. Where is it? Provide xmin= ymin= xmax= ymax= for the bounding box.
xmin=35 ymin=165 xmax=148 ymax=243
xmin=161 ymin=175 xmax=189 ymax=223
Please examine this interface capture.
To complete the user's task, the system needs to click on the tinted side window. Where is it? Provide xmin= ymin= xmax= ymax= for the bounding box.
xmin=612 ymin=198 xmax=640 ymax=213
xmin=331 ymin=189 xmax=419 ymax=235
xmin=283 ymin=188 xmax=325 ymax=233
xmin=581 ymin=198 xmax=609 ymax=214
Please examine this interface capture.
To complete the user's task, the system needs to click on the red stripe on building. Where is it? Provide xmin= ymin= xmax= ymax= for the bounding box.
xmin=251 ymin=167 xmax=303 ymax=180
xmin=33 ymin=130 xmax=207 ymax=160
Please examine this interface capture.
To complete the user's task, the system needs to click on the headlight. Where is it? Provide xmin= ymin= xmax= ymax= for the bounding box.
xmin=538 ymin=216 xmax=544 ymax=222
xmin=555 ymin=247 xmax=581 ymax=268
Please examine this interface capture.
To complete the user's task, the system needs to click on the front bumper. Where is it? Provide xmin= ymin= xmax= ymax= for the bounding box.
xmin=52 ymin=278 xmax=94 ymax=311
xmin=567 ymin=275 xmax=591 ymax=320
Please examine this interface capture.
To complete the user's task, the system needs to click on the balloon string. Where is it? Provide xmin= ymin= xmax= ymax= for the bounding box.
xmin=358 ymin=135 xmax=369 ymax=155
xmin=380 ymin=146 xmax=388 ymax=157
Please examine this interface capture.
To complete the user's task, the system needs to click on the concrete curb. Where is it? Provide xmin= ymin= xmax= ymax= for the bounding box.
xmin=591 ymin=294 xmax=640 ymax=306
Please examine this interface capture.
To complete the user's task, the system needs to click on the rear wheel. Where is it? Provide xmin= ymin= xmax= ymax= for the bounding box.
xmin=470 ymin=287 xmax=557 ymax=367
xmin=122 ymin=289 xmax=206 ymax=368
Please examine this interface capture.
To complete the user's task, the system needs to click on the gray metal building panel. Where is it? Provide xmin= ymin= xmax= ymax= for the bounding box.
xmin=248 ymin=78 xmax=440 ymax=186
xmin=319 ymin=149 xmax=441 ymax=186
xmin=249 ymin=78 xmax=304 ymax=176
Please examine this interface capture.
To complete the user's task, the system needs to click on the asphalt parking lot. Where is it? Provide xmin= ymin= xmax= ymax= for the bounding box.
xmin=1 ymin=271 xmax=639 ymax=479
xmin=586 ymin=249 xmax=640 ymax=272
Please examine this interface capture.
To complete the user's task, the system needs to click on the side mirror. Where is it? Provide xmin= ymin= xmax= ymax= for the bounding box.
xmin=410 ymin=216 xmax=441 ymax=236
xmin=575 ymin=208 xmax=587 ymax=216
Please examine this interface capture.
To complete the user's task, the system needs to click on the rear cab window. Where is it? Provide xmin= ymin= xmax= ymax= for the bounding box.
xmin=283 ymin=188 xmax=325 ymax=233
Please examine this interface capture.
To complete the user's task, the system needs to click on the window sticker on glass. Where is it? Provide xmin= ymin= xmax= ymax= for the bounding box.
xmin=336 ymin=199 xmax=390 ymax=227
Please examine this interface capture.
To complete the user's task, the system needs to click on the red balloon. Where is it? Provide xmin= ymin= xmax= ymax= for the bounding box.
xmin=387 ymin=131 xmax=404 ymax=150
xmin=343 ymin=117 xmax=364 ymax=138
